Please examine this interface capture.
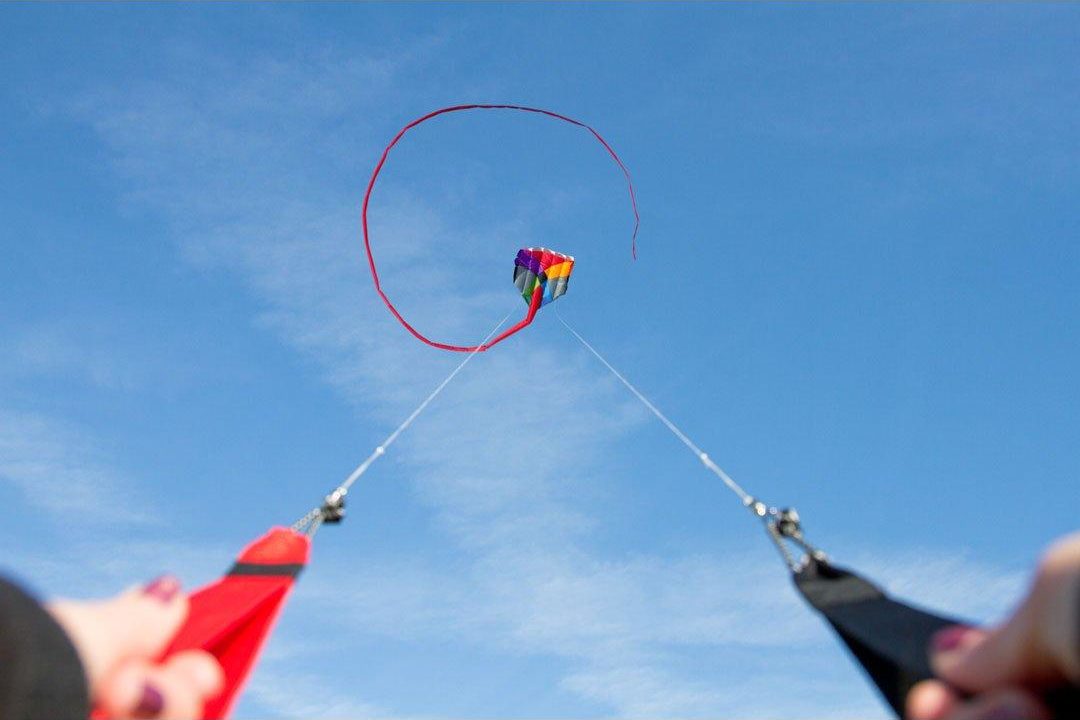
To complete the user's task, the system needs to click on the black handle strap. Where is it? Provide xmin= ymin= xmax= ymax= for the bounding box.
xmin=792 ymin=556 xmax=1080 ymax=719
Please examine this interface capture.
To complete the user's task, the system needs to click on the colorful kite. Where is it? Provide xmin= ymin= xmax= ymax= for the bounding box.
xmin=513 ymin=247 xmax=575 ymax=308
xmin=362 ymin=104 xmax=638 ymax=352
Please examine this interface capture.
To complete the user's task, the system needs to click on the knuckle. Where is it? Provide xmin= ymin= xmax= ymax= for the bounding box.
xmin=1036 ymin=533 xmax=1080 ymax=583
xmin=157 ymin=675 xmax=203 ymax=720
xmin=169 ymin=650 xmax=225 ymax=694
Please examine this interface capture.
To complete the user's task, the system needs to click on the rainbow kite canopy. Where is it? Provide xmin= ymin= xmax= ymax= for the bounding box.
xmin=513 ymin=247 xmax=575 ymax=307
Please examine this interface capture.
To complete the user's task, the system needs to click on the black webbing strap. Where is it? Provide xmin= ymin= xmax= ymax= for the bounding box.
xmin=794 ymin=556 xmax=954 ymax=716
xmin=793 ymin=556 xmax=1080 ymax=719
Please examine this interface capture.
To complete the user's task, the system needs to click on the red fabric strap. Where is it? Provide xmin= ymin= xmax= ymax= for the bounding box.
xmin=163 ymin=528 xmax=310 ymax=719
xmin=362 ymin=104 xmax=639 ymax=352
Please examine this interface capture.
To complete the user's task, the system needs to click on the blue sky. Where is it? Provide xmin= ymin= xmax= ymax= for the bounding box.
xmin=2 ymin=4 xmax=1078 ymax=718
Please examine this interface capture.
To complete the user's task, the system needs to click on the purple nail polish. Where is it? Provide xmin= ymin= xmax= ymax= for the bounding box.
xmin=133 ymin=683 xmax=165 ymax=718
xmin=142 ymin=575 xmax=180 ymax=603
xmin=931 ymin=625 xmax=971 ymax=653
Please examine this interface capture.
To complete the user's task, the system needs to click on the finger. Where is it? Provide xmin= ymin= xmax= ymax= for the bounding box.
xmin=96 ymin=659 xmax=181 ymax=719
xmin=929 ymin=624 xmax=992 ymax=686
xmin=906 ymin=679 xmax=961 ymax=720
xmin=103 ymin=577 xmax=188 ymax=659
xmin=1035 ymin=533 xmax=1080 ymax=683
xmin=160 ymin=651 xmax=224 ymax=703
xmin=97 ymin=653 xmax=221 ymax=720
xmin=49 ymin=576 xmax=188 ymax=694
xmin=931 ymin=615 xmax=1041 ymax=693
xmin=932 ymin=535 xmax=1080 ymax=691
xmin=941 ymin=687 xmax=1051 ymax=720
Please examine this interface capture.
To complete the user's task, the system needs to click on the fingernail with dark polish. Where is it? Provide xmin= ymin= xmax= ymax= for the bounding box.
xmin=142 ymin=575 xmax=180 ymax=603
xmin=133 ymin=683 xmax=164 ymax=718
xmin=931 ymin=625 xmax=972 ymax=653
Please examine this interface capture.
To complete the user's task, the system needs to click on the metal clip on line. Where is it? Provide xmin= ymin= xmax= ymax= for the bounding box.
xmin=320 ymin=488 xmax=346 ymax=524
xmin=746 ymin=499 xmax=827 ymax=572
xmin=291 ymin=487 xmax=347 ymax=537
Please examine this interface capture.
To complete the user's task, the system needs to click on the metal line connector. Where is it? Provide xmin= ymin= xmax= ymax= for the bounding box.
xmin=320 ymin=488 xmax=347 ymax=524
xmin=745 ymin=498 xmax=827 ymax=572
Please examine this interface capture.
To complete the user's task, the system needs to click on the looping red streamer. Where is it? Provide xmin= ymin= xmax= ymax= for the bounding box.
xmin=362 ymin=104 xmax=639 ymax=352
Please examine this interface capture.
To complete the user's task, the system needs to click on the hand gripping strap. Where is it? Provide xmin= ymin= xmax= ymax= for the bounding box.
xmin=794 ymin=557 xmax=1080 ymax=719
xmin=162 ymin=528 xmax=310 ymax=720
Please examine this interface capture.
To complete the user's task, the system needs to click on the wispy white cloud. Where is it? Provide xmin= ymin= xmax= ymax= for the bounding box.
xmin=0 ymin=318 xmax=203 ymax=393
xmin=0 ymin=322 xmax=134 ymax=391
xmin=861 ymin=548 xmax=1027 ymax=624
xmin=245 ymin=669 xmax=388 ymax=719
xmin=0 ymin=407 xmax=156 ymax=526
xmin=0 ymin=405 xmax=247 ymax=608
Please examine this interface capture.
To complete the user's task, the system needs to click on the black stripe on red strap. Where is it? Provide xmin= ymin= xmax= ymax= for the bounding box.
xmin=227 ymin=562 xmax=305 ymax=578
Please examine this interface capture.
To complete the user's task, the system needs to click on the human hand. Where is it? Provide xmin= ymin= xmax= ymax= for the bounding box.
xmin=906 ymin=532 xmax=1080 ymax=720
xmin=47 ymin=576 xmax=224 ymax=719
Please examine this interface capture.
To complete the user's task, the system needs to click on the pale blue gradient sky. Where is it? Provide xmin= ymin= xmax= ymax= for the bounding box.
xmin=2 ymin=4 xmax=1078 ymax=718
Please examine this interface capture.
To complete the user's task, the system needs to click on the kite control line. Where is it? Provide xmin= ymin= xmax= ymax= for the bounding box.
xmin=104 ymin=313 xmax=513 ymax=720
xmin=109 ymin=104 xmax=632 ymax=719
xmin=292 ymin=308 xmax=516 ymax=537
xmin=554 ymin=310 xmax=1080 ymax=719
xmin=554 ymin=308 xmax=822 ymax=568
xmin=362 ymin=104 xmax=639 ymax=353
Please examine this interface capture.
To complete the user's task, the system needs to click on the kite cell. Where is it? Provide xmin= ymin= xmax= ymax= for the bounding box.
xmin=513 ymin=247 xmax=575 ymax=307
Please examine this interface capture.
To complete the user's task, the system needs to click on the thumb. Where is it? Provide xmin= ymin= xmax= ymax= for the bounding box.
xmin=49 ymin=576 xmax=189 ymax=696
xmin=931 ymin=534 xmax=1080 ymax=692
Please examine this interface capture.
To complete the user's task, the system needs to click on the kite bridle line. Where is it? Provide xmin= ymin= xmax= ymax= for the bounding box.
xmin=293 ymin=308 xmax=517 ymax=537
xmin=362 ymin=104 xmax=639 ymax=353
xmin=553 ymin=308 xmax=827 ymax=572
